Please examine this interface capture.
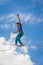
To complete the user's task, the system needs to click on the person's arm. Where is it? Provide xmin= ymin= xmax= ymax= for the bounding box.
xmin=17 ymin=14 xmax=21 ymax=23
xmin=13 ymin=30 xmax=19 ymax=34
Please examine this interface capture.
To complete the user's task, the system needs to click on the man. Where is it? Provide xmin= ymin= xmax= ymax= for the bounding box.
xmin=13 ymin=14 xmax=24 ymax=46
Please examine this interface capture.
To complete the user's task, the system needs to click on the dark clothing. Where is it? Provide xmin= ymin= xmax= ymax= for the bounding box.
xmin=17 ymin=23 xmax=22 ymax=32
xmin=15 ymin=31 xmax=24 ymax=45
xmin=15 ymin=23 xmax=24 ymax=45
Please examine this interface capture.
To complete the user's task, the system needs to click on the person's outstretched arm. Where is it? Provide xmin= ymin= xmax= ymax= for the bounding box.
xmin=17 ymin=14 xmax=21 ymax=23
xmin=13 ymin=30 xmax=19 ymax=34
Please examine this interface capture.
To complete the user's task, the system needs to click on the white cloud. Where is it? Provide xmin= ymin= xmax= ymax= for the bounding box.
xmin=0 ymin=52 xmax=34 ymax=65
xmin=5 ymin=13 xmax=17 ymax=22
xmin=0 ymin=0 xmax=10 ymax=5
xmin=0 ymin=33 xmax=35 ymax=65
xmin=30 ymin=45 xmax=38 ymax=50
xmin=0 ymin=23 xmax=16 ymax=29
xmin=0 ymin=24 xmax=11 ymax=29
xmin=0 ymin=13 xmax=43 ymax=25
xmin=0 ymin=31 xmax=38 ymax=49
xmin=0 ymin=13 xmax=17 ymax=22
xmin=32 ymin=0 xmax=43 ymax=3
xmin=0 ymin=13 xmax=43 ymax=29
xmin=0 ymin=37 xmax=7 ymax=44
xmin=22 ymin=14 xmax=43 ymax=23
xmin=0 ymin=16 xmax=4 ymax=20
xmin=41 ymin=8 xmax=43 ymax=11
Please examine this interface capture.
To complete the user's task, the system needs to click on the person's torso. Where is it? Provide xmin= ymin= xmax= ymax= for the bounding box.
xmin=17 ymin=23 xmax=22 ymax=32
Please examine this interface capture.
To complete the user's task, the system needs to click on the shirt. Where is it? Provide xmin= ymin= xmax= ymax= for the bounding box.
xmin=17 ymin=23 xmax=22 ymax=32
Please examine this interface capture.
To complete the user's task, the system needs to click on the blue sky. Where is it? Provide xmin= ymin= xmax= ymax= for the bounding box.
xmin=0 ymin=0 xmax=43 ymax=65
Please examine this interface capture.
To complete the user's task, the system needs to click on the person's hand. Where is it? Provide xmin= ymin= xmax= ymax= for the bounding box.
xmin=17 ymin=14 xmax=19 ymax=17
xmin=13 ymin=32 xmax=16 ymax=34
xmin=17 ymin=14 xmax=21 ymax=23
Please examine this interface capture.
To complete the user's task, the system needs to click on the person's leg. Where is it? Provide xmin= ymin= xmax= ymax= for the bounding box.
xmin=17 ymin=31 xmax=24 ymax=45
xmin=15 ymin=39 xmax=17 ymax=45
xmin=18 ymin=39 xmax=23 ymax=45
xmin=15 ymin=35 xmax=18 ymax=45
xmin=15 ymin=31 xmax=24 ymax=45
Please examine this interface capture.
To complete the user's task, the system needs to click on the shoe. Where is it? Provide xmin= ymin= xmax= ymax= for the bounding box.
xmin=15 ymin=44 xmax=17 ymax=46
xmin=21 ymin=44 xmax=24 ymax=46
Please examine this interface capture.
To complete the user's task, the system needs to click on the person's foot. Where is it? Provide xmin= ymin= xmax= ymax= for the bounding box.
xmin=21 ymin=44 xmax=24 ymax=47
xmin=14 ymin=44 xmax=17 ymax=46
xmin=12 ymin=44 xmax=17 ymax=47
